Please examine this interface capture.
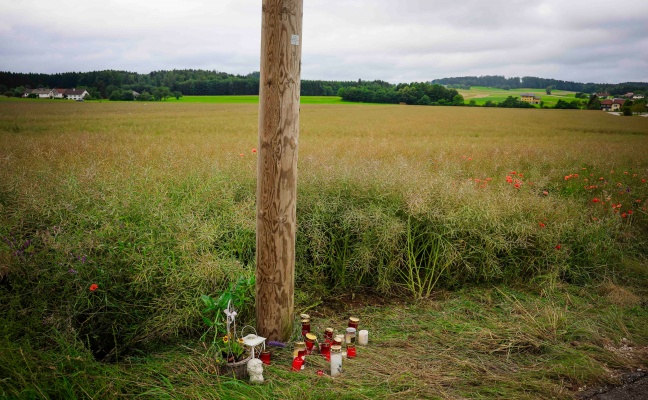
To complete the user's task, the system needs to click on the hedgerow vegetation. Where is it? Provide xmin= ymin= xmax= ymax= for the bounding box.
xmin=1 ymin=101 xmax=647 ymax=398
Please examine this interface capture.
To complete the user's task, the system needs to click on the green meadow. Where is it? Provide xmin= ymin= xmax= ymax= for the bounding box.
xmin=1 ymin=101 xmax=647 ymax=399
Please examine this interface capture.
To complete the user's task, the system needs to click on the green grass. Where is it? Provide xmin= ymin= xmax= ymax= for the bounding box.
xmin=1 ymin=283 xmax=646 ymax=399
xmin=458 ymin=86 xmax=581 ymax=107
xmin=1 ymin=101 xmax=647 ymax=398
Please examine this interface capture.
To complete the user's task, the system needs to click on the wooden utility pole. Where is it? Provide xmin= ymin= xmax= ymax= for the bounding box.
xmin=256 ymin=0 xmax=303 ymax=341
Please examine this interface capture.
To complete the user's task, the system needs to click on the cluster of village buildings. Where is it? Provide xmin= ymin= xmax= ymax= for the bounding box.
xmin=595 ymin=92 xmax=644 ymax=111
xmin=22 ymin=88 xmax=89 ymax=101
xmin=517 ymin=91 xmax=645 ymax=111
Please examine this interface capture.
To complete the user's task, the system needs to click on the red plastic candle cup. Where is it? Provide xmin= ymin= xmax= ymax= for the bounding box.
xmin=347 ymin=344 xmax=356 ymax=359
xmin=324 ymin=328 xmax=334 ymax=340
xmin=260 ymin=350 xmax=271 ymax=365
xmin=305 ymin=333 xmax=317 ymax=354
xmin=348 ymin=316 xmax=359 ymax=329
xmin=291 ymin=357 xmax=303 ymax=371
xmin=301 ymin=319 xmax=311 ymax=338
xmin=320 ymin=341 xmax=331 ymax=359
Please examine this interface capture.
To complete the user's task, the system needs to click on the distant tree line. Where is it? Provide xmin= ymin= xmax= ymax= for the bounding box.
xmin=2 ymin=70 xmax=646 ymax=108
xmin=338 ymin=81 xmax=465 ymax=106
xmin=432 ymin=75 xmax=648 ymax=96
xmin=0 ymin=69 xmax=361 ymax=99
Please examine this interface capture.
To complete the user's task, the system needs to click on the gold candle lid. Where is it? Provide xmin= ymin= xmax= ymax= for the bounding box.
xmin=300 ymin=313 xmax=310 ymax=320
xmin=325 ymin=327 xmax=334 ymax=333
xmin=330 ymin=345 xmax=342 ymax=353
xmin=334 ymin=335 xmax=344 ymax=342
xmin=349 ymin=316 xmax=360 ymax=323
xmin=305 ymin=333 xmax=317 ymax=341
xmin=295 ymin=341 xmax=306 ymax=349
xmin=301 ymin=318 xmax=310 ymax=324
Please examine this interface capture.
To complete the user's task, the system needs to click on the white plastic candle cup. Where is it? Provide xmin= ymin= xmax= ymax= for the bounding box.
xmin=358 ymin=330 xmax=368 ymax=346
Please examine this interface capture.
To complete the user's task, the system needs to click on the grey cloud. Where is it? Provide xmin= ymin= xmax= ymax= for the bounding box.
xmin=0 ymin=0 xmax=647 ymax=83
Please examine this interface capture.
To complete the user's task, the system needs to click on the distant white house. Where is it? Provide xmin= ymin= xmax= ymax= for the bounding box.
xmin=23 ymin=89 xmax=53 ymax=98
xmin=63 ymin=88 xmax=89 ymax=100
xmin=633 ymin=94 xmax=645 ymax=100
xmin=51 ymin=88 xmax=66 ymax=99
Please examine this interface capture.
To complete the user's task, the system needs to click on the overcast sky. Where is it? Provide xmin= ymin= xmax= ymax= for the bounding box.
xmin=1 ymin=0 xmax=647 ymax=84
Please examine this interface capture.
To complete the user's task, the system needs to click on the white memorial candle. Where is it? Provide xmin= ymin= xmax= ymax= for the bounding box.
xmin=358 ymin=330 xmax=368 ymax=346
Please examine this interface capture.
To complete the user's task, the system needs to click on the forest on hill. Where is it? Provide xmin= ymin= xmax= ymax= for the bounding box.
xmin=433 ymin=75 xmax=648 ymax=95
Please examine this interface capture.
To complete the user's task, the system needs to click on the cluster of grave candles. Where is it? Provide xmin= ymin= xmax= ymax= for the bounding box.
xmin=292 ymin=314 xmax=368 ymax=376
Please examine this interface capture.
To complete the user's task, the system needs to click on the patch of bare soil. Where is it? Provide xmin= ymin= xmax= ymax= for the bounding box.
xmin=579 ymin=371 xmax=648 ymax=400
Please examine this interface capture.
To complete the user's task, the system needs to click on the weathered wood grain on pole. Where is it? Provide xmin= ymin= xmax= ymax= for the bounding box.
xmin=256 ymin=0 xmax=303 ymax=341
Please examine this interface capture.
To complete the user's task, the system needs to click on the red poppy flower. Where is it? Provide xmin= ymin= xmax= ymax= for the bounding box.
xmin=539 ymin=222 xmax=546 ymax=228
xmin=621 ymin=213 xmax=627 ymax=218
xmin=627 ymin=210 xmax=633 ymax=215
xmin=239 ymin=153 xmax=244 ymax=157
xmin=542 ymin=190 xmax=549 ymax=196
xmin=555 ymin=245 xmax=561 ymax=250
xmin=89 ymin=283 xmax=99 ymax=292
xmin=252 ymin=148 xmax=257 ymax=153
xmin=510 ymin=171 xmax=517 ymax=175
xmin=514 ymin=183 xmax=521 ymax=189
xmin=592 ymin=198 xmax=600 ymax=203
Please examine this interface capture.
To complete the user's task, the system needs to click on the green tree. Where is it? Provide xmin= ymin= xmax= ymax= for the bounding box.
xmin=546 ymin=86 xmax=553 ymax=95
xmin=452 ymin=94 xmax=465 ymax=106
xmin=631 ymin=99 xmax=646 ymax=114
xmin=468 ymin=100 xmax=476 ymax=107
xmin=622 ymin=107 xmax=633 ymax=116
xmin=172 ymin=91 xmax=183 ymax=100
xmin=322 ymin=85 xmax=334 ymax=96
xmin=587 ymin=96 xmax=601 ymax=110
xmin=138 ymin=91 xmax=153 ymax=101
xmin=554 ymin=99 xmax=579 ymax=109
xmin=122 ymin=91 xmax=134 ymax=101
xmin=153 ymin=86 xmax=172 ymax=101
xmin=109 ymin=90 xmax=123 ymax=101
xmin=416 ymin=95 xmax=432 ymax=105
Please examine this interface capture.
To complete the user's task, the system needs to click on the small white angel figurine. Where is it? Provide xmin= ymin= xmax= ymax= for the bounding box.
xmin=247 ymin=358 xmax=264 ymax=384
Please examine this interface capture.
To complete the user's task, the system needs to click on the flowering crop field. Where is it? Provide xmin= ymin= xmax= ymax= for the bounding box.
xmin=1 ymin=101 xmax=647 ymax=399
